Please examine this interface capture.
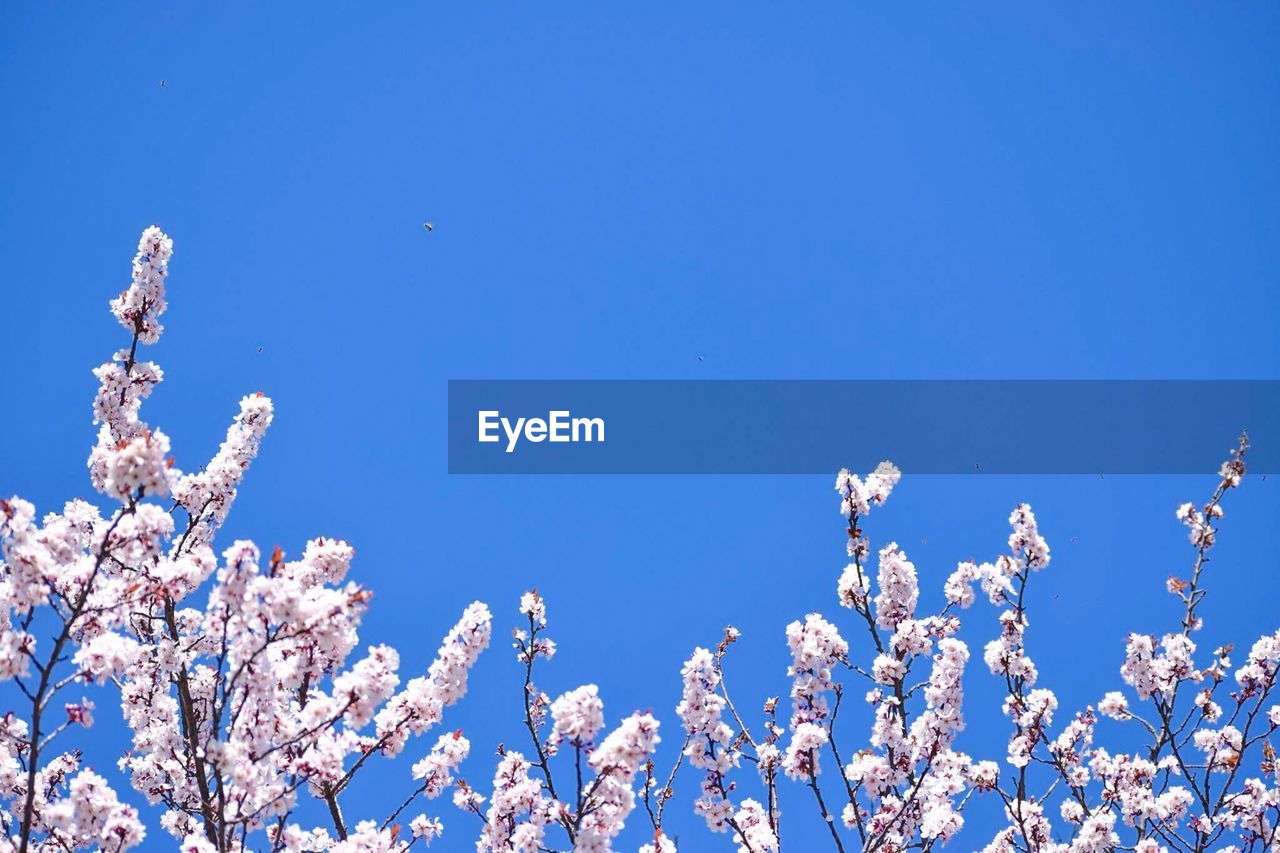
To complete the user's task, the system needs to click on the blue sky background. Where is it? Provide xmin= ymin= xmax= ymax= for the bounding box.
xmin=2 ymin=4 xmax=1278 ymax=850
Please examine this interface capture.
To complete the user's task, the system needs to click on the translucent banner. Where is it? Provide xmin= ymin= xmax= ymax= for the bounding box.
xmin=447 ymin=380 xmax=1277 ymax=474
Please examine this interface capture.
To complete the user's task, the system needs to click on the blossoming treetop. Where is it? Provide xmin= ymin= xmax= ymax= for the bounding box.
xmin=1 ymin=229 xmax=1276 ymax=852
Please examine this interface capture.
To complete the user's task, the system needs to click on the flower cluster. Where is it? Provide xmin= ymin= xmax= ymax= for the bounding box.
xmin=678 ymin=647 xmax=737 ymax=831
xmin=4 ymin=232 xmax=1278 ymax=853
xmin=463 ymin=592 xmax=671 ymax=852
xmin=4 ymin=229 xmax=494 ymax=853
xmin=663 ymin=442 xmax=1277 ymax=853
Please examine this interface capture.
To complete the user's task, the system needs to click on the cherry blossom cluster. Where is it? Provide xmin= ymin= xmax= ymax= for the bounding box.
xmin=955 ymin=436 xmax=1278 ymax=853
xmin=463 ymin=593 xmax=666 ymax=852
xmin=677 ymin=647 xmax=737 ymax=830
xmin=0 ymin=226 xmax=193 ymax=851
xmin=662 ymin=444 xmax=1277 ymax=853
xmin=3 ymin=229 xmax=495 ymax=853
xmin=5 ymin=229 xmax=1278 ymax=852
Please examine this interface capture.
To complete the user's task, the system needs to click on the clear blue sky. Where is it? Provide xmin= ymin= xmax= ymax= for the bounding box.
xmin=2 ymin=5 xmax=1278 ymax=850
